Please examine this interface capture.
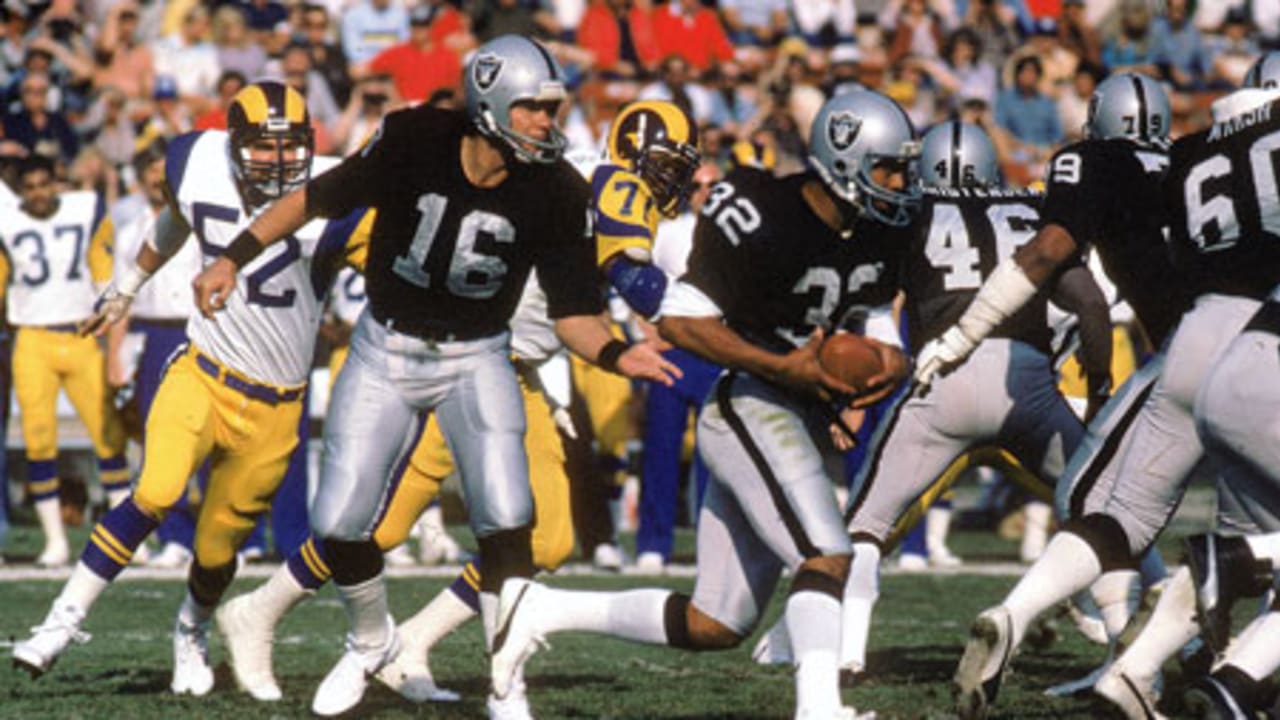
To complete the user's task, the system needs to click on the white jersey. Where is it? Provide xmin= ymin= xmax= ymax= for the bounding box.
xmin=329 ymin=266 xmax=366 ymax=325
xmin=509 ymin=271 xmax=562 ymax=365
xmin=112 ymin=201 xmax=202 ymax=320
xmin=168 ymin=130 xmax=364 ymax=386
xmin=1 ymin=191 xmax=104 ymax=326
xmin=651 ymin=210 xmax=697 ymax=280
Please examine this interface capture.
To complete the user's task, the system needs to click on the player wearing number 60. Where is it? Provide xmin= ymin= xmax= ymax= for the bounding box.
xmin=190 ymin=34 xmax=679 ymax=717
xmin=13 ymin=81 xmax=374 ymax=698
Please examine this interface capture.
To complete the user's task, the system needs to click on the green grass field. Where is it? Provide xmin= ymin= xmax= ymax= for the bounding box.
xmin=0 ymin=497 xmax=1220 ymax=719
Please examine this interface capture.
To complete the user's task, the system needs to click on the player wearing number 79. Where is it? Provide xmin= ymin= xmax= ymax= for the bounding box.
xmin=13 ymin=81 xmax=374 ymax=697
xmin=190 ymin=34 xmax=679 ymax=717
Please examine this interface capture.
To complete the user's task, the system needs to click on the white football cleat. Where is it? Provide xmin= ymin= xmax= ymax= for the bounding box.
xmin=1094 ymin=665 xmax=1166 ymax=720
xmin=896 ymin=553 xmax=928 ymax=572
xmin=147 ymin=542 xmax=192 ymax=570
xmin=417 ymin=509 xmax=462 ymax=566
xmin=171 ymin=616 xmax=215 ymax=696
xmin=487 ymin=680 xmax=534 ymax=720
xmin=12 ymin=602 xmax=89 ymax=678
xmin=384 ymin=543 xmax=416 ymax=568
xmin=634 ymin=552 xmax=664 ymax=574
xmin=491 ymin=579 xmax=550 ymax=699
xmin=929 ymin=546 xmax=963 ymax=568
xmin=795 ymin=705 xmax=877 ymax=719
xmin=375 ymin=651 xmax=461 ymax=703
xmin=216 ymin=592 xmax=282 ymax=701
xmin=311 ymin=617 xmax=400 ymax=717
xmin=751 ymin=618 xmax=792 ymax=665
xmin=953 ymin=606 xmax=1016 ymax=720
xmin=35 ymin=542 xmax=70 ymax=568
xmin=592 ymin=543 xmax=624 ymax=572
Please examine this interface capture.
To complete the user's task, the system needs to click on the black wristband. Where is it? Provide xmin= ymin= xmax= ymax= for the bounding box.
xmin=596 ymin=339 xmax=629 ymax=374
xmin=224 ymin=229 xmax=266 ymax=269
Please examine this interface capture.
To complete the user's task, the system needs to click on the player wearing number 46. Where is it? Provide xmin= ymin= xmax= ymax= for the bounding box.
xmin=0 ymin=155 xmax=129 ymax=567
xmin=12 ymin=81 xmax=374 ymax=697
xmin=191 ymin=35 xmax=678 ymax=718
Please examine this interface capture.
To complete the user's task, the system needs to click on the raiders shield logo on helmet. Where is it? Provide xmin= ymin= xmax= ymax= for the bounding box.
xmin=474 ymin=54 xmax=504 ymax=92
xmin=828 ymin=111 xmax=863 ymax=152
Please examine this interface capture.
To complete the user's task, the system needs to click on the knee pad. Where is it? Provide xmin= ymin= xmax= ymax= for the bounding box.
xmin=324 ymin=538 xmax=384 ymax=586
xmin=663 ymin=592 xmax=697 ymax=650
xmin=189 ymin=560 xmax=237 ymax=607
xmin=476 ymin=526 xmax=534 ymax=594
xmin=1062 ymin=513 xmax=1135 ymax=572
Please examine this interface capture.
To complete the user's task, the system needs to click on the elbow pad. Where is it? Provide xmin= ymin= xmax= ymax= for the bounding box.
xmin=605 ymin=257 xmax=668 ymax=320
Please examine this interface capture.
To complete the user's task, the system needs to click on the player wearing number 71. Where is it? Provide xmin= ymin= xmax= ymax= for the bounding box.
xmin=12 ymin=81 xmax=374 ymax=697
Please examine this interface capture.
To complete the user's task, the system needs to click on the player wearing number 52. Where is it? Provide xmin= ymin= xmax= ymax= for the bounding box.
xmin=0 ymin=155 xmax=129 ymax=568
xmin=191 ymin=35 xmax=679 ymax=716
xmin=13 ymin=81 xmax=374 ymax=697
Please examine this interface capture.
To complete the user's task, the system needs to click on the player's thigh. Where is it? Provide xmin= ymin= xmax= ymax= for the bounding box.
xmin=372 ymin=419 xmax=446 ymax=551
xmin=1197 ymin=331 xmax=1280 ymax=484
xmin=522 ymin=382 xmax=574 ymax=571
xmin=1215 ymin=461 xmax=1280 ymax=536
xmin=194 ymin=399 xmax=302 ymax=567
xmin=59 ymin=334 xmax=126 ymax=458
xmin=696 ymin=373 xmax=849 ymax=564
xmin=689 ymin=476 xmax=783 ymax=637
xmin=12 ymin=328 xmax=61 ymax=459
xmin=134 ymin=355 xmax=217 ymax=514
xmin=313 ymin=345 xmax=421 ymax=540
xmin=844 ymin=391 xmax=972 ymax=543
xmin=1056 ymin=357 xmax=1163 ymax=520
xmin=436 ymin=350 xmax=529 ymax=538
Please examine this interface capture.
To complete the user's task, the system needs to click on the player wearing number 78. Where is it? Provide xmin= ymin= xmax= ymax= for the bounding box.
xmin=12 ymin=81 xmax=374 ymax=698
xmin=190 ymin=34 xmax=679 ymax=717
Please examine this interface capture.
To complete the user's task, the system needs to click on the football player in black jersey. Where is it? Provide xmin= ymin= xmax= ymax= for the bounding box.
xmin=483 ymin=89 xmax=918 ymax=720
xmin=836 ymin=119 xmax=1110 ymax=680
xmin=191 ymin=35 xmax=679 ymax=717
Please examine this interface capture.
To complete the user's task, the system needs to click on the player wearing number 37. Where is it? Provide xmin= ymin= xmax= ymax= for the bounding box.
xmin=13 ymin=81 xmax=375 ymax=696
xmin=191 ymin=35 xmax=678 ymax=717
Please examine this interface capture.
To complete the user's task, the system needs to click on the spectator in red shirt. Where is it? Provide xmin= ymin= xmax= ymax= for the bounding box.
xmin=651 ymin=0 xmax=733 ymax=74
xmin=365 ymin=4 xmax=462 ymax=104
xmin=193 ymin=70 xmax=247 ymax=130
xmin=577 ymin=0 xmax=658 ymax=77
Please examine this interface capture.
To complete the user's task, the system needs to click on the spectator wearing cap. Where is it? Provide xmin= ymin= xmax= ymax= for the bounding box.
xmin=651 ymin=0 xmax=734 ymax=72
xmin=996 ymin=55 xmax=1062 ymax=163
xmin=135 ymin=74 xmax=191 ymax=146
xmin=792 ymin=0 xmax=857 ymax=47
xmin=194 ymin=70 xmax=247 ymax=131
xmin=153 ymin=6 xmax=221 ymax=116
xmin=1207 ymin=8 xmax=1259 ymax=88
xmin=3 ymin=70 xmax=78 ymax=165
xmin=577 ymin=0 xmax=658 ymax=78
xmin=213 ymin=5 xmax=267 ymax=81
xmin=364 ymin=5 xmax=461 ymax=103
xmin=92 ymin=3 xmax=155 ymax=106
xmin=1057 ymin=0 xmax=1101 ymax=68
xmin=1153 ymin=0 xmax=1209 ymax=91
xmin=341 ymin=0 xmax=409 ymax=66
xmin=1101 ymin=0 xmax=1160 ymax=76
xmin=719 ymin=0 xmax=789 ymax=47
xmin=298 ymin=4 xmax=353 ymax=106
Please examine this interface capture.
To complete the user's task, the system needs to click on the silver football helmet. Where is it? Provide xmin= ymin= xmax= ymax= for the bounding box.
xmin=919 ymin=120 xmax=999 ymax=189
xmin=1244 ymin=52 xmax=1280 ymax=90
xmin=464 ymin=34 xmax=568 ymax=163
xmin=808 ymin=89 xmax=921 ymax=226
xmin=1085 ymin=72 xmax=1170 ymax=149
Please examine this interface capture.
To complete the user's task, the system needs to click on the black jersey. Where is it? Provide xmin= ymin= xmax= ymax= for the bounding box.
xmin=306 ymin=106 xmax=601 ymax=338
xmin=681 ymin=168 xmax=905 ymax=354
xmin=903 ymin=187 xmax=1053 ymax=355
xmin=1166 ymin=98 xmax=1280 ymax=302
xmin=1040 ymin=138 xmax=1186 ymax=347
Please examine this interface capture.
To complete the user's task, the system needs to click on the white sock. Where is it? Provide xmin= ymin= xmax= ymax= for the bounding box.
xmin=250 ymin=565 xmax=312 ymax=626
xmin=534 ymin=586 xmax=672 ymax=645
xmin=35 ymin=497 xmax=67 ymax=549
xmin=59 ymin=561 xmax=111 ymax=614
xmin=926 ymin=507 xmax=954 ymax=556
xmin=398 ymin=587 xmax=477 ymax=661
xmin=1091 ymin=570 xmax=1139 ymax=640
xmin=105 ymin=488 xmax=130 ymax=509
xmin=178 ymin=591 xmax=215 ymax=626
xmin=335 ymin=574 xmax=391 ymax=649
xmin=840 ymin=542 xmax=880 ymax=672
xmin=1117 ymin=566 xmax=1199 ymax=680
xmin=1004 ymin=531 xmax=1102 ymax=643
xmin=788 ymin=591 xmax=842 ymax=713
xmin=1244 ymin=532 xmax=1280 ymax=569
xmin=1020 ymin=501 xmax=1052 ymax=563
xmin=481 ymin=591 xmax=499 ymax=651
xmin=1221 ymin=609 xmax=1280 ymax=680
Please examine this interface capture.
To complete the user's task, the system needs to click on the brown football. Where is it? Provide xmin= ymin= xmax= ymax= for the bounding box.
xmin=818 ymin=333 xmax=884 ymax=390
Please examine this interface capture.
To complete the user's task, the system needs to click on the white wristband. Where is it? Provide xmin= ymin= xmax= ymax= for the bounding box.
xmin=116 ymin=264 xmax=152 ymax=297
xmin=956 ymin=258 xmax=1038 ymax=344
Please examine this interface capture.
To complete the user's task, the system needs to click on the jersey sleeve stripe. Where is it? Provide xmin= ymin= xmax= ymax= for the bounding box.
xmin=595 ymin=214 xmax=651 ymax=239
xmin=165 ymin=131 xmax=203 ymax=198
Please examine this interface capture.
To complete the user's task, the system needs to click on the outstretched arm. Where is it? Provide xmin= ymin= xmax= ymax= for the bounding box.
xmin=81 ymin=207 xmax=193 ymax=336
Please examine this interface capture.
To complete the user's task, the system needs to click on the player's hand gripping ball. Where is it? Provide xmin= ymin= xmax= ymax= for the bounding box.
xmin=818 ymin=333 xmax=885 ymax=392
